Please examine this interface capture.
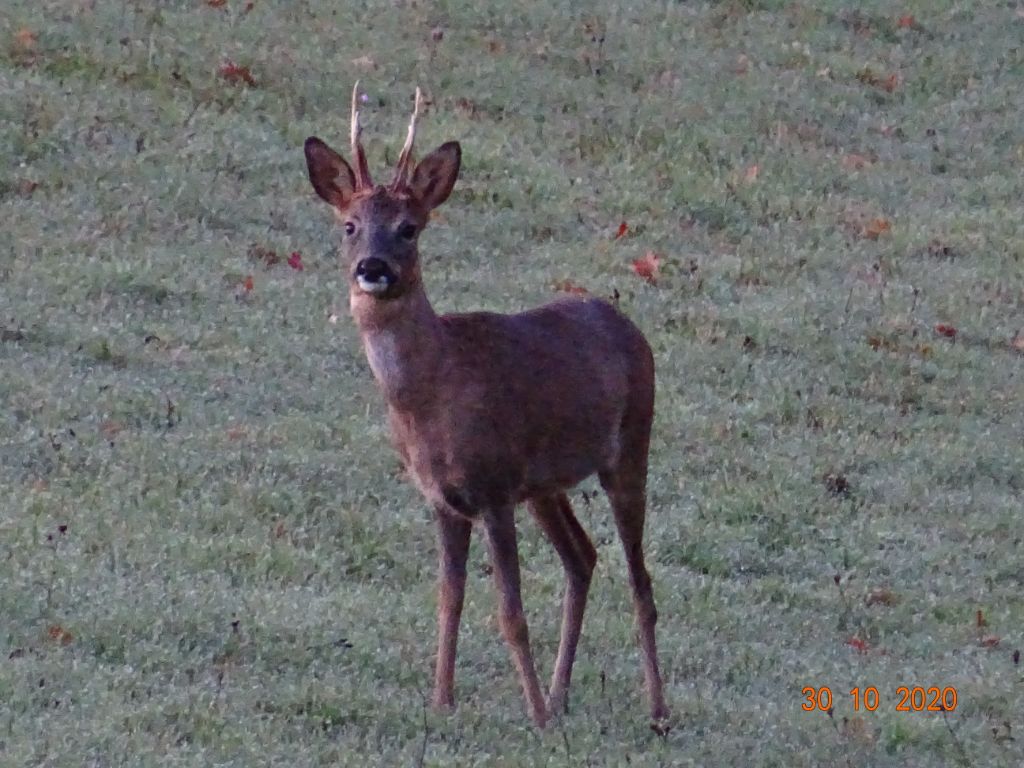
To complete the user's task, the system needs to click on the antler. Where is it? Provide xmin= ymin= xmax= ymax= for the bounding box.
xmin=391 ymin=87 xmax=422 ymax=190
xmin=350 ymin=81 xmax=373 ymax=189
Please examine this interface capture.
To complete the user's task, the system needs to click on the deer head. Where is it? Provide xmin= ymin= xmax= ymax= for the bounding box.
xmin=304 ymin=84 xmax=461 ymax=306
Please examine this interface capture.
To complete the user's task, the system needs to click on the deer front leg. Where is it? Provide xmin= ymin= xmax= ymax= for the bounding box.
xmin=432 ymin=508 xmax=472 ymax=712
xmin=482 ymin=506 xmax=548 ymax=728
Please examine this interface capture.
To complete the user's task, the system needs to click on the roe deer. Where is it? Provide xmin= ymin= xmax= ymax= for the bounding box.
xmin=303 ymin=84 xmax=668 ymax=728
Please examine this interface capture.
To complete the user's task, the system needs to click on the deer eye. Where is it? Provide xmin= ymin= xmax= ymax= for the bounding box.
xmin=398 ymin=223 xmax=417 ymax=241
xmin=344 ymin=221 xmax=356 ymax=237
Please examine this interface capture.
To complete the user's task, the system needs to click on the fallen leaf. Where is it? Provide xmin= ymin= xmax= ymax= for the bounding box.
xmin=926 ymin=239 xmax=958 ymax=259
xmin=863 ymin=218 xmax=891 ymax=239
xmin=866 ymin=588 xmax=899 ymax=607
xmin=454 ymin=96 xmax=478 ymax=119
xmin=219 ymin=60 xmax=257 ymax=87
xmin=99 ymin=420 xmax=123 ymax=440
xmin=226 ymin=426 xmax=247 ymax=441
xmin=247 ymin=243 xmax=279 ymax=267
xmin=1010 ymin=331 xmax=1024 ymax=352
xmin=47 ymin=625 xmax=74 ymax=646
xmin=866 ymin=335 xmax=897 ymax=352
xmin=857 ymin=68 xmax=900 ymax=93
xmin=980 ymin=635 xmax=1001 ymax=648
xmin=743 ymin=164 xmax=760 ymax=183
xmin=841 ymin=153 xmax=873 ymax=171
xmin=287 ymin=251 xmax=304 ymax=271
xmin=934 ymin=323 xmax=957 ymax=339
xmin=896 ymin=15 xmax=915 ymax=28
xmin=11 ymin=28 xmax=38 ymax=65
xmin=14 ymin=28 xmax=37 ymax=50
xmin=274 ymin=521 xmax=287 ymax=539
xmin=846 ymin=636 xmax=870 ymax=654
xmin=842 ymin=715 xmax=876 ymax=745
xmin=243 ymin=275 xmax=254 ymax=293
xmin=552 ymin=279 xmax=589 ymax=295
xmin=350 ymin=55 xmax=378 ymax=70
xmin=15 ymin=178 xmax=39 ymax=197
xmin=733 ymin=54 xmax=750 ymax=75
xmin=823 ymin=472 xmax=852 ymax=497
xmin=244 ymin=0 xmax=254 ymax=11
xmin=976 ymin=609 xmax=986 ymax=628
xmin=631 ymin=252 xmax=661 ymax=285
xmin=613 ymin=221 xmax=629 ymax=240
xmin=206 ymin=0 xmax=227 ymax=7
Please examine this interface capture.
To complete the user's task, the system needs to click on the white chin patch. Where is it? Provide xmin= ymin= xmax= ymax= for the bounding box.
xmin=357 ymin=276 xmax=391 ymax=295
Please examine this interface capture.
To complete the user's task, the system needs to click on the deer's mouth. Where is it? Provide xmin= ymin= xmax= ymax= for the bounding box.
xmin=356 ymin=274 xmax=393 ymax=295
xmin=354 ymin=257 xmax=398 ymax=296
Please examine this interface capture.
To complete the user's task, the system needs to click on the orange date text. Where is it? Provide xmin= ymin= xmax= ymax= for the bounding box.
xmin=801 ymin=686 xmax=958 ymax=712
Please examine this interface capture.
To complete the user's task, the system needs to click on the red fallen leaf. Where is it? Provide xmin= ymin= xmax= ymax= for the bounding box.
xmin=225 ymin=426 xmax=247 ymax=441
xmin=857 ymin=68 xmax=900 ymax=93
xmin=15 ymin=28 xmax=37 ymax=50
xmin=1009 ymin=330 xmax=1024 ymax=352
xmin=273 ymin=521 xmax=287 ymax=539
xmin=206 ymin=0 xmax=227 ymax=7
xmin=846 ymin=637 xmax=870 ymax=654
xmin=243 ymin=275 xmax=254 ymax=293
xmin=980 ymin=635 xmax=1001 ymax=648
xmin=743 ymin=164 xmax=759 ymax=183
xmin=935 ymin=323 xmax=957 ymax=339
xmin=631 ymin=252 xmax=661 ymax=285
xmin=219 ymin=60 xmax=257 ymax=87
xmin=287 ymin=251 xmax=304 ymax=271
xmin=552 ymin=279 xmax=589 ymax=295
xmin=863 ymin=218 xmax=891 ymax=239
xmin=897 ymin=15 xmax=915 ymax=28
xmin=47 ymin=625 xmax=74 ymax=646
xmin=613 ymin=221 xmax=629 ymax=240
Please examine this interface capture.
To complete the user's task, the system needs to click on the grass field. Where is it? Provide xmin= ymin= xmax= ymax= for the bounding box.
xmin=2 ymin=1 xmax=1023 ymax=765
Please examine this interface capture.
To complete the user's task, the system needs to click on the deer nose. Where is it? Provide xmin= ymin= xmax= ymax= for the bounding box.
xmin=356 ymin=257 xmax=390 ymax=282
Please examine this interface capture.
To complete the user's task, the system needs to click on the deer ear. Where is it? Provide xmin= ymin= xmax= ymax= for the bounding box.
xmin=304 ymin=137 xmax=357 ymax=209
xmin=410 ymin=141 xmax=461 ymax=211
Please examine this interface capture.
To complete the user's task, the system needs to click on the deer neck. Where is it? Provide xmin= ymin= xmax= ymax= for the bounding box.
xmin=352 ymin=285 xmax=444 ymax=410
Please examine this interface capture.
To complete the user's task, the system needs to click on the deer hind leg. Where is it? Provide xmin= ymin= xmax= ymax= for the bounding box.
xmin=482 ymin=505 xmax=547 ymax=728
xmin=432 ymin=508 xmax=472 ymax=711
xmin=528 ymin=492 xmax=598 ymax=715
xmin=599 ymin=456 xmax=669 ymax=721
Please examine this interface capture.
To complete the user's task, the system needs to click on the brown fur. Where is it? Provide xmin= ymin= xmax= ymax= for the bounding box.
xmin=304 ymin=123 xmax=667 ymax=728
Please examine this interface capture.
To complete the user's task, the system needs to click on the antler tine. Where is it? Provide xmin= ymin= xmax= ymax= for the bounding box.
xmin=392 ymin=87 xmax=422 ymax=189
xmin=350 ymin=81 xmax=372 ymax=189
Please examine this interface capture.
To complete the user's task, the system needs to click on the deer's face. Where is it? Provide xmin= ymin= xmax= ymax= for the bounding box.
xmin=338 ymin=187 xmax=429 ymax=301
xmin=303 ymin=88 xmax=460 ymax=306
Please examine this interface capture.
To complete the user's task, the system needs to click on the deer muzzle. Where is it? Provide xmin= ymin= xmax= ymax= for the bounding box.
xmin=355 ymin=257 xmax=396 ymax=295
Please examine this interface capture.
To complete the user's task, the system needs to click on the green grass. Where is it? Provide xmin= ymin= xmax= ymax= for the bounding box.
xmin=2 ymin=1 xmax=1023 ymax=765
